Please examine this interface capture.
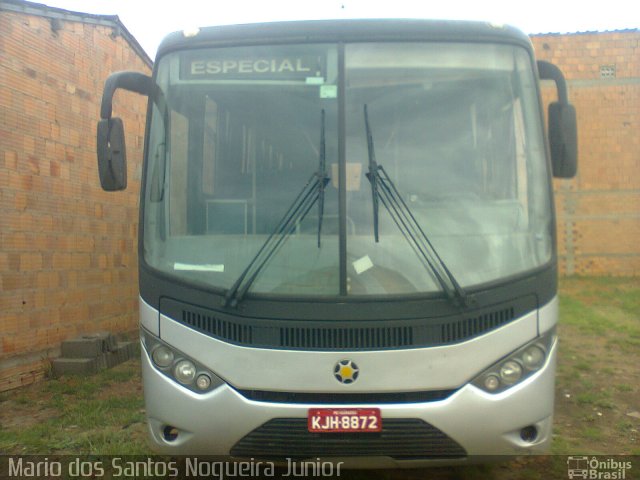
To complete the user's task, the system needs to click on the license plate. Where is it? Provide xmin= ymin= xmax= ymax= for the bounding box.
xmin=307 ymin=408 xmax=382 ymax=433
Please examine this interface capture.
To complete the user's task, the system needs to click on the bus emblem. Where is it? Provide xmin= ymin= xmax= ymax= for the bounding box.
xmin=334 ymin=360 xmax=359 ymax=384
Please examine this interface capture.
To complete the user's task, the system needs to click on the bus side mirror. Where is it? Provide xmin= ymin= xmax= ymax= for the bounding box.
xmin=97 ymin=71 xmax=152 ymax=191
xmin=537 ymin=61 xmax=578 ymax=178
xmin=97 ymin=118 xmax=127 ymax=191
xmin=548 ymin=102 xmax=577 ymax=178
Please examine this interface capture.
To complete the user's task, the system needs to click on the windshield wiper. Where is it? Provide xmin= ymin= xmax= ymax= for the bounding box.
xmin=363 ymin=105 xmax=467 ymax=308
xmin=364 ymin=105 xmax=381 ymax=243
xmin=224 ymin=110 xmax=329 ymax=308
xmin=317 ymin=109 xmax=326 ymax=248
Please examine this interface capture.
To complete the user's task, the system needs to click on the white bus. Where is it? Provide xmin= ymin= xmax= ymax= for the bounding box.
xmin=97 ymin=19 xmax=577 ymax=466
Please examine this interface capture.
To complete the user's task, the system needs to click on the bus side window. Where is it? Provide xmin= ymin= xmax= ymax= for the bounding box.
xmin=169 ymin=109 xmax=189 ymax=236
xmin=202 ymin=96 xmax=218 ymax=196
xmin=202 ymin=98 xmax=258 ymax=235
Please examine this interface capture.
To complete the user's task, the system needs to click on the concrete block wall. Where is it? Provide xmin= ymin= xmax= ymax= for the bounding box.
xmin=0 ymin=6 xmax=151 ymax=391
xmin=531 ymin=31 xmax=639 ymax=276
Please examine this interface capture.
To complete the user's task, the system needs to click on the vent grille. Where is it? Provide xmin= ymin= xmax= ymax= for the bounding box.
xmin=280 ymin=325 xmax=413 ymax=349
xmin=162 ymin=297 xmax=527 ymax=351
xmin=182 ymin=310 xmax=253 ymax=344
xmin=230 ymin=418 xmax=466 ymax=459
xmin=600 ymin=64 xmax=616 ymax=79
xmin=441 ymin=307 xmax=514 ymax=343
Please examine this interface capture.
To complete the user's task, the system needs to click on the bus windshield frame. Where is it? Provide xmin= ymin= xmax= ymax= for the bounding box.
xmin=141 ymin=40 xmax=553 ymax=303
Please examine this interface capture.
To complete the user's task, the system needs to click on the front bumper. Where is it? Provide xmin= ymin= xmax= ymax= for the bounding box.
xmin=141 ymin=337 xmax=556 ymax=466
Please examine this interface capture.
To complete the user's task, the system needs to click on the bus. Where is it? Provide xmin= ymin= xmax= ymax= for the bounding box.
xmin=97 ymin=19 xmax=577 ymax=465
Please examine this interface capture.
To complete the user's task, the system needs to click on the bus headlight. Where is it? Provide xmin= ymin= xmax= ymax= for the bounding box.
xmin=196 ymin=374 xmax=212 ymax=391
xmin=483 ymin=374 xmax=500 ymax=392
xmin=174 ymin=360 xmax=197 ymax=384
xmin=141 ymin=328 xmax=225 ymax=394
xmin=472 ymin=328 xmax=556 ymax=394
xmin=152 ymin=346 xmax=174 ymax=368
xmin=499 ymin=361 xmax=523 ymax=385
xmin=522 ymin=345 xmax=545 ymax=370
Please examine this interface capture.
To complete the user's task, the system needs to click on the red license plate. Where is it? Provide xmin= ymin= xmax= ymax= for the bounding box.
xmin=307 ymin=408 xmax=382 ymax=433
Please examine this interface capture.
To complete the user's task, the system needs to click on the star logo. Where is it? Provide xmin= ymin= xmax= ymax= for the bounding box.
xmin=334 ymin=360 xmax=359 ymax=384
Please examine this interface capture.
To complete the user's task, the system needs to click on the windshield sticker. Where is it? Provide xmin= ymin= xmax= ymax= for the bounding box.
xmin=181 ymin=52 xmax=326 ymax=82
xmin=320 ymin=84 xmax=337 ymax=98
xmin=353 ymin=255 xmax=374 ymax=275
xmin=174 ymin=263 xmax=224 ymax=272
xmin=331 ymin=163 xmax=362 ymax=191
xmin=306 ymin=77 xmax=325 ymax=85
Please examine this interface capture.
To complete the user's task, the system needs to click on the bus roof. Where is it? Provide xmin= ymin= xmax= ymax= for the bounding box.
xmin=156 ymin=19 xmax=533 ymax=59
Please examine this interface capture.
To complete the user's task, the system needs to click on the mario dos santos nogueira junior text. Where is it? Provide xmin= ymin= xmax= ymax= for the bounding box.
xmin=5 ymin=457 xmax=345 ymax=478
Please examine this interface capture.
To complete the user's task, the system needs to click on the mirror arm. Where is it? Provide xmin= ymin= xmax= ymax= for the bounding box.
xmin=537 ymin=60 xmax=569 ymax=105
xmin=100 ymin=71 xmax=153 ymax=119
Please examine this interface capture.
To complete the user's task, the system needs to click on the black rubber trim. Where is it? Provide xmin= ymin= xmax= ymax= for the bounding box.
xmin=159 ymin=295 xmax=535 ymax=351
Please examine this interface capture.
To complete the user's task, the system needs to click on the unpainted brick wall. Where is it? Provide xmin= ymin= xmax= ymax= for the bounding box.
xmin=0 ymin=10 xmax=151 ymax=391
xmin=531 ymin=31 xmax=639 ymax=276
xmin=0 ymin=19 xmax=637 ymax=392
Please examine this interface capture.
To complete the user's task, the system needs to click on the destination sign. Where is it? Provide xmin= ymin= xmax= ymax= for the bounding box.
xmin=180 ymin=52 xmax=326 ymax=81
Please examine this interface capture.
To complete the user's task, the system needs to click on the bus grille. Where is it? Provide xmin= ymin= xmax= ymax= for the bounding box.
xmin=441 ymin=307 xmax=514 ymax=343
xmin=235 ymin=388 xmax=456 ymax=404
xmin=182 ymin=310 xmax=253 ymax=344
xmin=164 ymin=297 xmax=528 ymax=351
xmin=230 ymin=418 xmax=467 ymax=459
xmin=280 ymin=325 xmax=414 ymax=349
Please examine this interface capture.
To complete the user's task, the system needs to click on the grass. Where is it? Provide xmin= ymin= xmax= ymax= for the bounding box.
xmin=580 ymin=426 xmax=602 ymax=440
xmin=615 ymin=384 xmax=633 ymax=393
xmin=551 ymin=276 xmax=640 ymax=458
xmin=575 ymin=391 xmax=614 ymax=409
xmin=0 ymin=276 xmax=637 ymax=478
xmin=0 ymin=360 xmax=148 ymax=455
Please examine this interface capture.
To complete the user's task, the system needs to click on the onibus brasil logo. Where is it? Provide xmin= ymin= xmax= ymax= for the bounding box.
xmin=567 ymin=456 xmax=633 ymax=479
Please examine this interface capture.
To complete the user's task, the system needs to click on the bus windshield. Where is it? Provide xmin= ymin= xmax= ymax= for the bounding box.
xmin=142 ymin=42 xmax=552 ymax=299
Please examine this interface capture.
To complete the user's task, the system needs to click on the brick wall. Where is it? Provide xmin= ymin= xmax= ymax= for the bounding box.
xmin=0 ymin=7 xmax=151 ymax=391
xmin=0 ymin=15 xmax=637 ymax=392
xmin=531 ymin=31 xmax=639 ymax=275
